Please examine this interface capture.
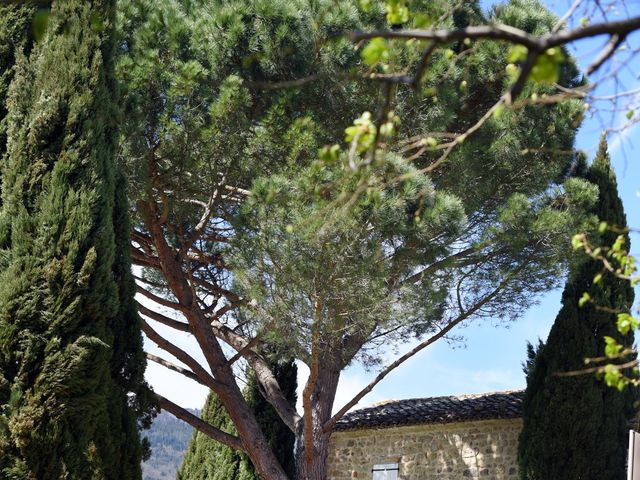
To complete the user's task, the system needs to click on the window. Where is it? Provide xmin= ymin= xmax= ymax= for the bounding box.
xmin=372 ymin=463 xmax=399 ymax=480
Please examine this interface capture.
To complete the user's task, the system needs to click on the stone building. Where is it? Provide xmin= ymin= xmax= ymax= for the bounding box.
xmin=328 ymin=390 xmax=524 ymax=480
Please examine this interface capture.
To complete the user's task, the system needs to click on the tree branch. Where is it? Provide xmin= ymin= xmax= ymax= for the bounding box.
xmin=324 ymin=268 xmax=521 ymax=432
xmin=131 ymin=247 xmax=161 ymax=270
xmin=585 ymin=33 xmax=625 ymax=76
xmin=398 ymin=246 xmax=479 ymax=286
xmin=179 ymin=177 xmax=226 ymax=257
xmin=153 ymin=392 xmax=245 ymax=451
xmin=146 ymin=353 xmax=206 ymax=386
xmin=302 ymin=301 xmax=322 ymax=466
xmin=210 ymin=318 xmax=301 ymax=432
xmin=136 ymin=285 xmax=185 ymax=312
xmin=137 ymin=302 xmax=190 ymax=333
xmin=142 ymin=320 xmax=221 ymax=390
xmin=348 ymin=16 xmax=640 ymax=51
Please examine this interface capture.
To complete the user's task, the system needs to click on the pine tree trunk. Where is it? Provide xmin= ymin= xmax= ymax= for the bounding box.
xmin=295 ymin=368 xmax=340 ymax=480
xmin=216 ymin=379 xmax=290 ymax=480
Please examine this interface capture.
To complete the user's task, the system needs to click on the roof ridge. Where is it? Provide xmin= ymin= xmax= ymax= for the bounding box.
xmin=357 ymin=389 xmax=524 ymax=410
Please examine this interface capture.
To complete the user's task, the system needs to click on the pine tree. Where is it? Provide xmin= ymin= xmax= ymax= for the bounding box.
xmin=518 ymin=137 xmax=636 ymax=480
xmin=0 ymin=1 xmax=151 ymax=478
xmin=179 ymin=360 xmax=298 ymax=480
xmin=119 ymin=1 xmax=596 ymax=477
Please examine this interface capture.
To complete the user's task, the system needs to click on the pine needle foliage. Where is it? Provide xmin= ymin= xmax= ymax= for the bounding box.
xmin=0 ymin=1 xmax=152 ymax=478
xmin=518 ymin=138 xmax=636 ymax=480
xmin=229 ymin=0 xmax=595 ymax=371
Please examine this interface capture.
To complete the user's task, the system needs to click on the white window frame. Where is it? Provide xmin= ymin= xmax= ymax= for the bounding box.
xmin=372 ymin=462 xmax=399 ymax=480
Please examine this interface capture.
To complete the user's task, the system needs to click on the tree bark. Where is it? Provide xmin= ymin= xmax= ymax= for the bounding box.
xmin=296 ymin=367 xmax=341 ymax=480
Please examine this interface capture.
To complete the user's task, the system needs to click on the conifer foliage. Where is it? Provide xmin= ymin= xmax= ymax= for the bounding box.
xmin=0 ymin=3 xmax=35 ymax=160
xmin=0 ymin=1 xmax=152 ymax=478
xmin=178 ymin=360 xmax=298 ymax=480
xmin=518 ymin=138 xmax=636 ymax=480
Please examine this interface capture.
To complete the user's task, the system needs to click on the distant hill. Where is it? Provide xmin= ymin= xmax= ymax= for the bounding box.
xmin=142 ymin=409 xmax=199 ymax=480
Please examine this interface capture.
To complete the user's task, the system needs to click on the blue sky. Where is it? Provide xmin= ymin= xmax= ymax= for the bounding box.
xmin=144 ymin=0 xmax=640 ymax=411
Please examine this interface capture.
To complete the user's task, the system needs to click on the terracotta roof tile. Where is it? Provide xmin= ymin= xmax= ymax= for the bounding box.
xmin=335 ymin=390 xmax=524 ymax=431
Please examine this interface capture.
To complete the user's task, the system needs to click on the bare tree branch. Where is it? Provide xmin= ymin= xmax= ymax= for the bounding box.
xmin=179 ymin=176 xmax=226 ymax=257
xmin=585 ymin=33 xmax=625 ymax=76
xmin=153 ymin=392 xmax=245 ymax=451
xmin=137 ymin=285 xmax=185 ymax=312
xmin=209 ymin=318 xmax=302 ymax=432
xmin=142 ymin=320 xmax=220 ymax=390
xmin=553 ymin=0 xmax=583 ymax=33
xmin=146 ymin=353 xmax=206 ymax=386
xmin=137 ymin=301 xmax=190 ymax=333
xmin=348 ymin=16 xmax=640 ymax=52
xmin=131 ymin=247 xmax=161 ymax=270
xmin=324 ymin=267 xmax=522 ymax=432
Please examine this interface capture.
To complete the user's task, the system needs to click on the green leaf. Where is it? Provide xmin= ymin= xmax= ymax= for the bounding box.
xmin=319 ymin=144 xmax=341 ymax=164
xmin=413 ymin=13 xmax=434 ymax=29
xmin=571 ymin=234 xmax=584 ymax=250
xmin=604 ymin=336 xmax=623 ymax=358
xmin=385 ymin=0 xmax=409 ymax=25
xmin=612 ymin=235 xmax=625 ymax=253
xmin=359 ymin=0 xmax=372 ymax=12
xmin=362 ymin=38 xmax=389 ymax=66
xmin=603 ymin=364 xmax=625 ymax=390
xmin=578 ymin=292 xmax=590 ymax=307
xmin=507 ymin=44 xmax=528 ymax=63
xmin=423 ymin=136 xmax=438 ymax=148
xmin=505 ymin=63 xmax=520 ymax=82
xmin=617 ymin=313 xmax=634 ymax=335
xmin=344 ymin=112 xmax=376 ymax=153
xmin=598 ymin=221 xmax=608 ymax=233
xmin=529 ymin=48 xmax=566 ymax=84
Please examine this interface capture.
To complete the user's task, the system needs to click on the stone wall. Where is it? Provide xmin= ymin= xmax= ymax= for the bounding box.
xmin=327 ymin=418 xmax=522 ymax=480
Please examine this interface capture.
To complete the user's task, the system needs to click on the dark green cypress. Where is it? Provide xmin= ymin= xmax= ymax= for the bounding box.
xmin=518 ymin=137 xmax=636 ymax=480
xmin=178 ymin=391 xmax=253 ymax=480
xmin=245 ymin=360 xmax=298 ymax=479
xmin=0 ymin=3 xmax=35 ymax=162
xmin=0 ymin=1 xmax=151 ymax=478
xmin=178 ymin=360 xmax=298 ymax=480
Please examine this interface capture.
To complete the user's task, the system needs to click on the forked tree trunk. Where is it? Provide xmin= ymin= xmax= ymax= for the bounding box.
xmin=295 ymin=367 xmax=341 ymax=480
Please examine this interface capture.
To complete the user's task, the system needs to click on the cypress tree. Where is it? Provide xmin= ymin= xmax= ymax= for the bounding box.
xmin=518 ymin=137 xmax=636 ymax=480
xmin=0 ymin=3 xmax=35 ymax=161
xmin=0 ymin=1 xmax=151 ymax=478
xmin=178 ymin=360 xmax=298 ymax=480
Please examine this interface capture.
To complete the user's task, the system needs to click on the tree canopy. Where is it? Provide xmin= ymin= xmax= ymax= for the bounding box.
xmin=116 ymin=0 xmax=607 ymax=478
